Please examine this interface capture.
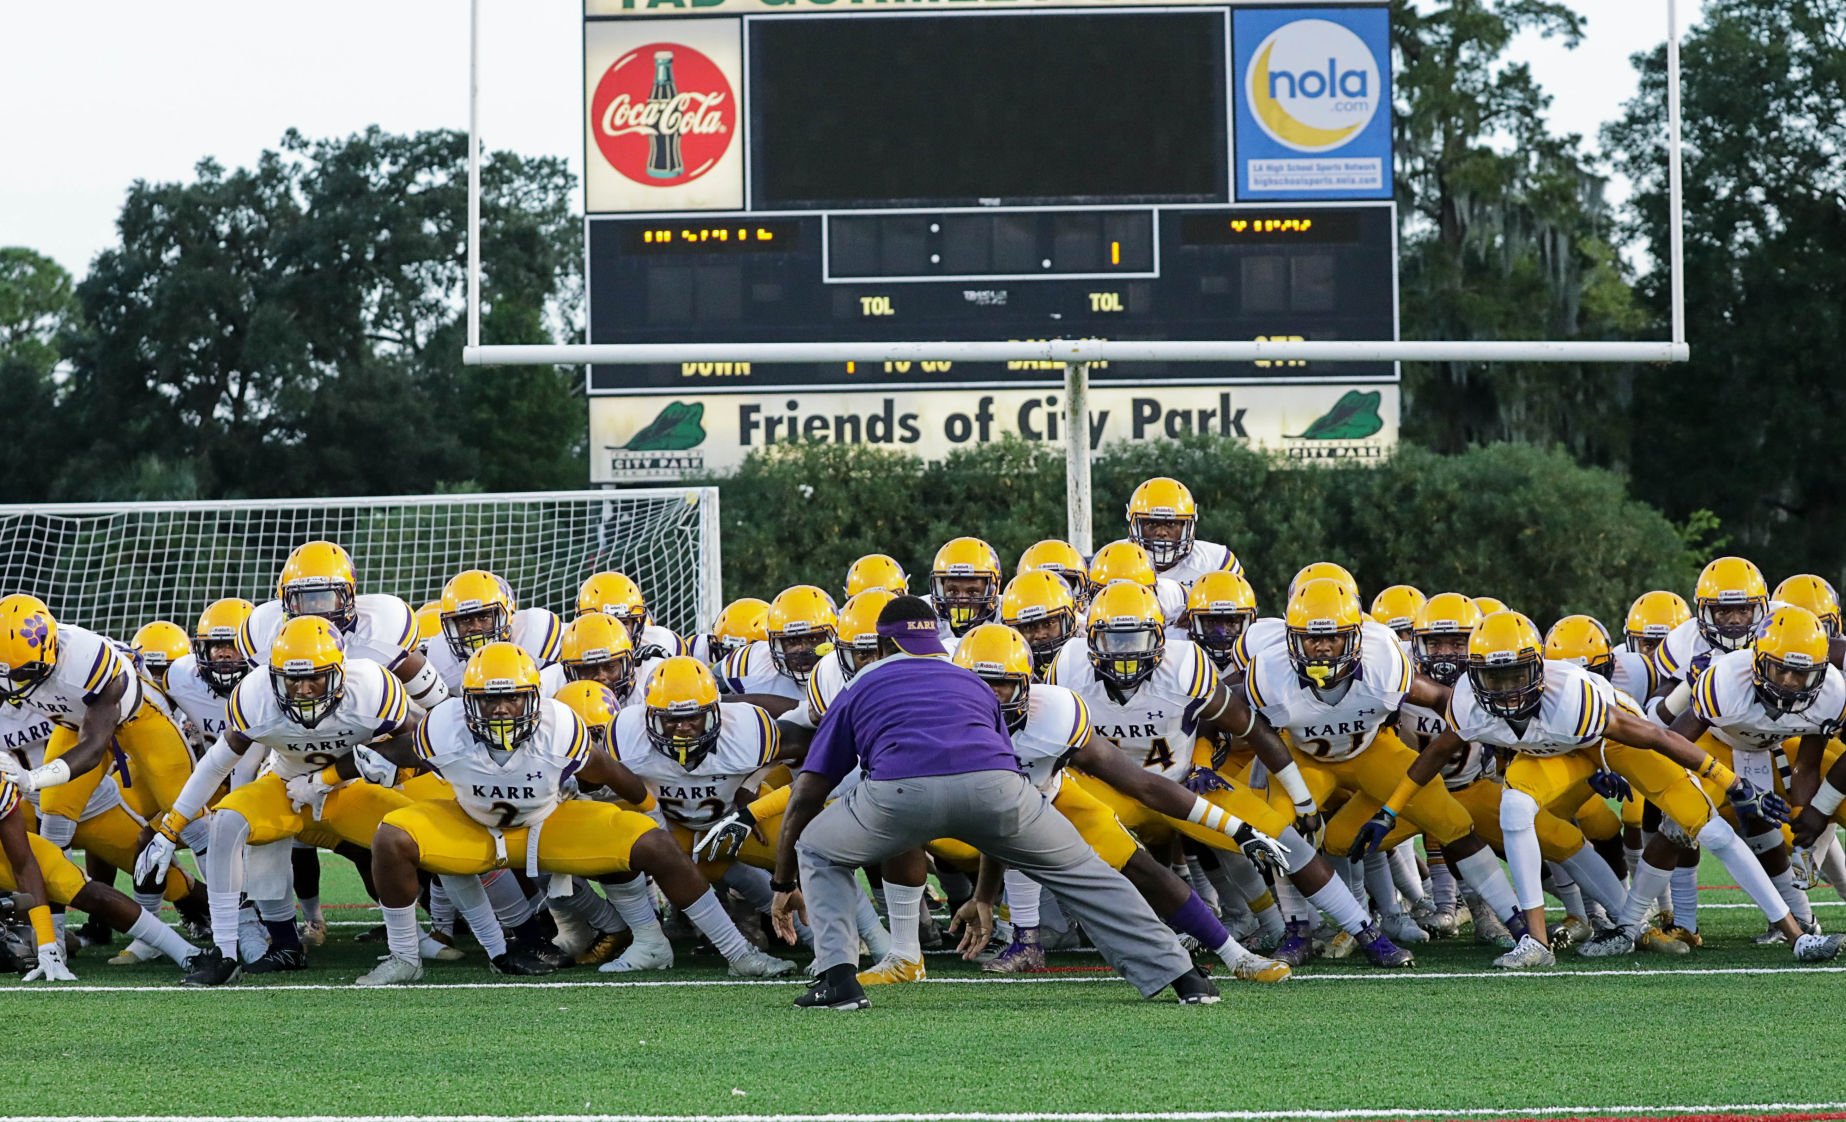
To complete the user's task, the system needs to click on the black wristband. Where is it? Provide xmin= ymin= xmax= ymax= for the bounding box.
xmin=770 ymin=878 xmax=799 ymax=893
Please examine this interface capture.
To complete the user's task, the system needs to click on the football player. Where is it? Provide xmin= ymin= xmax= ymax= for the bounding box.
xmin=577 ymin=571 xmax=687 ymax=661
xmin=1239 ymin=579 xmax=1524 ymax=960
xmin=554 ymin=613 xmax=655 ymax=706
xmin=844 ymin=554 xmax=910 ymax=600
xmin=690 ymin=597 xmax=769 ymax=666
xmin=1622 ymin=590 xmax=1692 ymax=663
xmin=954 ymin=624 xmax=1290 ymax=983
xmin=135 ymin=616 xmax=420 ymax=985
xmin=999 ymin=571 xmax=1080 ymax=680
xmin=427 ymin=569 xmax=563 ymax=693
xmin=1123 ymin=477 xmax=1243 ymax=589
xmin=1086 ymin=541 xmax=1187 ymax=638
xmin=1772 ymin=575 xmax=1840 ymax=639
xmin=1369 ymin=586 xmax=1426 ymax=647
xmin=352 ymin=644 xmax=793 ymax=985
xmin=130 ymin=621 xmax=191 ymax=691
xmin=162 ymin=599 xmax=258 ymax=754
xmin=1182 ymin=571 xmax=1259 ymax=673
xmin=241 ymin=542 xmax=448 ymax=713
xmin=1048 ymin=580 xmax=1415 ymax=968
xmin=1651 ymin=557 xmax=1770 ymax=695
xmin=1016 ymin=539 xmax=1093 ymax=609
xmin=928 ymin=537 xmax=1003 ymax=641
xmin=717 ymin=585 xmax=838 ymax=702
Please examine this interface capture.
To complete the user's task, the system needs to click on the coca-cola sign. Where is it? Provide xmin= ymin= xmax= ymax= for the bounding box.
xmin=590 ymin=42 xmax=736 ymax=188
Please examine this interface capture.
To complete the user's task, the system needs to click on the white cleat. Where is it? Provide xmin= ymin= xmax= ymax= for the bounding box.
xmin=601 ymin=935 xmax=674 ymax=973
xmin=355 ymin=955 xmax=425 ymax=987
xmin=1576 ymin=926 xmax=1637 ymax=958
xmin=419 ymin=933 xmax=465 ymax=962
xmin=1471 ymin=906 xmax=1515 ymax=950
xmin=549 ymin=908 xmax=595 ymax=958
xmin=1228 ymin=951 xmax=1292 ymax=983
xmin=237 ymin=910 xmax=271 ymax=964
xmin=1793 ymin=932 xmax=1845 ymax=963
xmin=1380 ymin=913 xmax=1430 ymax=945
xmin=1418 ymin=902 xmax=1460 ymax=939
xmin=727 ymin=946 xmax=797 ymax=978
xmin=108 ymin=938 xmax=167 ymax=966
xmin=1493 ymin=934 xmax=1556 ymax=970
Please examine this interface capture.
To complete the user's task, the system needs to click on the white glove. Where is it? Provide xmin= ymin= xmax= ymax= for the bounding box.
xmin=23 ymin=941 xmax=78 ymax=982
xmin=285 ymin=771 xmax=335 ymax=818
xmin=135 ymin=833 xmax=178 ymax=886
xmin=0 ymin=754 xmax=24 ymax=785
xmin=352 ymin=747 xmax=397 ymax=787
xmin=692 ymin=808 xmax=755 ymax=863
xmin=2 ymin=757 xmax=70 ymax=793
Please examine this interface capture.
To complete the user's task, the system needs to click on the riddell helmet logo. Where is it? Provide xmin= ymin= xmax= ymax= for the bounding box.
xmin=1246 ymin=19 xmax=1381 ymax=153
xmin=591 ymin=42 xmax=735 ymax=187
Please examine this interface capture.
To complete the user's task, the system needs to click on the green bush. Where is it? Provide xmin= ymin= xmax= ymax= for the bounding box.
xmin=696 ymin=438 xmax=1697 ymax=628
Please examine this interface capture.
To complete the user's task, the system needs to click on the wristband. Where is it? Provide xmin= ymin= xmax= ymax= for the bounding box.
xmin=1814 ymin=779 xmax=1846 ymax=817
xmin=1185 ymin=796 xmax=1245 ymax=837
xmin=317 ymin=765 xmax=342 ymax=788
xmin=153 ymin=810 xmax=190 ymax=842
xmin=28 ymin=905 xmax=55 ymax=949
xmin=27 ymin=758 xmax=71 ymax=790
xmin=1275 ymin=761 xmax=1312 ymax=807
xmin=1384 ymin=776 xmax=1421 ymax=819
xmin=1698 ymin=757 xmax=1736 ymax=789
xmin=770 ymin=878 xmax=799 ymax=893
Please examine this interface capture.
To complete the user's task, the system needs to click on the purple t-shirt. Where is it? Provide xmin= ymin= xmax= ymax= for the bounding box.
xmin=802 ymin=655 xmax=1023 ymax=784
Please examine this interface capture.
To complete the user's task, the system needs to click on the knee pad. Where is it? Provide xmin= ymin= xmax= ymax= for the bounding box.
xmin=1499 ymin=790 xmax=1541 ymax=834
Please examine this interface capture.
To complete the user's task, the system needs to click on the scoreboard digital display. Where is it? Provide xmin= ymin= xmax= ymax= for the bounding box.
xmin=582 ymin=0 xmax=1397 ymax=401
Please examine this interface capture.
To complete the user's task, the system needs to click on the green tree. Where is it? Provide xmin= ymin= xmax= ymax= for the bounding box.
xmin=1606 ymin=0 xmax=1846 ymax=583
xmin=0 ymin=247 xmax=79 ymax=496
xmin=1392 ymin=0 xmax=1647 ymax=463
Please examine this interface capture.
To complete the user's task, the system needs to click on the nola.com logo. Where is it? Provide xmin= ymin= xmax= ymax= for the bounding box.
xmin=1246 ymin=19 xmax=1382 ymax=154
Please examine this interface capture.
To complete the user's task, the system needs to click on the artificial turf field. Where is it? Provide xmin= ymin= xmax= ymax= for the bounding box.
xmin=6 ymin=855 xmax=1846 ymax=1122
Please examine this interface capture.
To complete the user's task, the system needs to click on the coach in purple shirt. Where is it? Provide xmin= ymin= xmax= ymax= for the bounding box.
xmin=770 ymin=596 xmax=1210 ymax=1010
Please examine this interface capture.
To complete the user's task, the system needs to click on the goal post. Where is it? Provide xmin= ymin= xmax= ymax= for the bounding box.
xmin=0 ymin=488 xmax=723 ymax=643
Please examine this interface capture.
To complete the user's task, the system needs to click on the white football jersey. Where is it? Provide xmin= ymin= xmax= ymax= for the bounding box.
xmin=162 ymin=654 xmax=236 ymax=750
xmin=425 ymin=607 xmax=564 ymax=693
xmin=1047 ymin=635 xmax=1218 ymax=780
xmin=1010 ymin=683 xmax=1092 ymax=794
xmin=1448 ymin=659 xmax=1638 ymax=759
xmin=1078 ymin=579 xmax=1189 ymax=641
xmin=1157 ymin=539 xmax=1243 ymax=590
xmin=1244 ymin=619 xmax=1414 ymax=763
xmin=0 ymin=699 xmax=126 ymax=819
xmin=414 ymin=696 xmax=589 ymax=831
xmin=715 ymin=640 xmax=807 ymax=703
xmin=541 ymin=658 xmax=664 ymax=710
xmin=1227 ymin=617 xmax=1285 ymax=677
xmin=227 ymin=657 xmax=409 ymax=779
xmin=1397 ymin=699 xmax=1491 ymax=789
xmin=13 ymin=623 xmax=144 ymax=731
xmin=1692 ymin=647 xmax=1846 ymax=753
xmin=1611 ymin=649 xmax=1658 ymax=705
xmin=613 ymin=700 xmax=781 ymax=829
xmin=241 ymin=595 xmax=419 ymax=671
xmin=800 ymin=653 xmax=859 ymax=729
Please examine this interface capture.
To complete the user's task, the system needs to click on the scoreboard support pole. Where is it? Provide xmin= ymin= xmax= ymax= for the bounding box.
xmin=1065 ymin=362 xmax=1093 ymax=555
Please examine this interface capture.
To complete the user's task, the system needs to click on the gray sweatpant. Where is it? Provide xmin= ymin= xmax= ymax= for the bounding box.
xmin=795 ymin=769 xmax=1192 ymax=997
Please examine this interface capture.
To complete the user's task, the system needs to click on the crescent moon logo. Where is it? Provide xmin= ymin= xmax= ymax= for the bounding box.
xmin=1246 ymin=19 xmax=1381 ymax=154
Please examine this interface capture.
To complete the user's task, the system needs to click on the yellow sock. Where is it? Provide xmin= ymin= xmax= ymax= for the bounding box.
xmin=28 ymin=905 xmax=55 ymax=948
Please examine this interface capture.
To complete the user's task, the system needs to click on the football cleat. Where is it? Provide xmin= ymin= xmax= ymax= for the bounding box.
xmin=1493 ymin=934 xmax=1556 ymax=970
xmin=1470 ymin=904 xmax=1516 ymax=949
xmin=574 ymin=929 xmax=633 ymax=967
xmin=1357 ymin=922 xmax=1415 ymax=968
xmin=1380 ymin=913 xmax=1430 ymax=945
xmin=1548 ymin=915 xmax=1594 ymax=949
xmin=1576 ymin=926 xmax=1636 ymax=958
xmin=549 ymin=908 xmax=595 ymax=958
xmin=75 ymin=915 xmax=114 ymax=949
xmin=982 ymin=936 xmax=1047 ymax=974
xmin=1271 ymin=919 xmax=1314 ymax=967
xmin=180 ymin=947 xmax=243 ymax=987
xmin=1638 ymin=927 xmax=1691 ymax=956
xmin=108 ymin=938 xmax=167 ymax=966
xmin=244 ymin=947 xmax=309 ymax=974
xmin=299 ymin=918 xmax=328 ymax=948
xmin=1169 ymin=965 xmax=1222 ymax=1005
xmin=1659 ymin=923 xmax=1703 ymax=949
xmin=1793 ymin=932 xmax=1845 ymax=962
xmin=857 ymin=951 xmax=927 ymax=986
xmin=1229 ymin=951 xmax=1291 ymax=984
xmin=796 ymin=964 xmax=870 ymax=1010
xmin=420 ymin=932 xmax=466 ymax=963
xmin=355 ymin=955 xmax=424 ymax=987
xmin=1418 ymin=901 xmax=1459 ymax=939
xmin=600 ymin=934 xmax=674 ymax=973
xmin=728 ymin=947 xmax=796 ymax=978
xmin=1323 ymin=930 xmax=1358 ymax=959
xmin=489 ymin=948 xmax=557 ymax=976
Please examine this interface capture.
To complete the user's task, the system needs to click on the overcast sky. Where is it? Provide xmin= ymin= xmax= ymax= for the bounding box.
xmin=0 ymin=1 xmax=1700 ymax=279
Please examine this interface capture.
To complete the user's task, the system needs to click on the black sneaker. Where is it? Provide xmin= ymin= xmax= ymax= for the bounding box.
xmin=76 ymin=915 xmax=114 ymax=949
xmin=354 ymin=923 xmax=389 ymax=943
xmin=795 ymin=964 xmax=870 ymax=1010
xmin=1169 ymin=965 xmax=1222 ymax=1005
xmin=181 ymin=947 xmax=243 ymax=987
xmin=491 ymin=948 xmax=559 ymax=976
xmin=244 ymin=947 xmax=309 ymax=974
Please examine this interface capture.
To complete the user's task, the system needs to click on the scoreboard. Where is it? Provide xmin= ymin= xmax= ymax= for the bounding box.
xmin=581 ymin=0 xmax=1398 ymax=476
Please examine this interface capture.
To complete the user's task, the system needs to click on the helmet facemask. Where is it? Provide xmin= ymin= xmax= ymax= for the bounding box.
xmin=933 ymin=573 xmax=998 ymax=636
xmin=1413 ymin=631 xmax=1468 ymax=686
xmin=1468 ymin=652 xmax=1542 ymax=720
xmin=769 ymin=625 xmax=832 ymax=686
xmin=646 ymin=701 xmax=721 ymax=770
xmin=1088 ymin=621 xmax=1163 ymax=690
xmin=836 ymin=635 xmax=882 ymax=679
xmin=1698 ymin=596 xmax=1766 ymax=653
xmin=1753 ymin=651 xmax=1826 ymax=718
xmin=1129 ymin=513 xmax=1196 ymax=569
xmin=1287 ymin=623 xmax=1360 ymax=690
xmin=981 ymin=671 xmax=1031 ymax=734
xmin=194 ymin=632 xmax=252 ymax=697
xmin=1008 ymin=607 xmax=1074 ymax=678
xmin=1188 ymin=608 xmax=1254 ymax=667
xmin=273 ymin=661 xmax=344 ymax=729
xmin=283 ymin=579 xmax=357 ymax=632
xmin=442 ymin=604 xmax=511 ymax=660
xmin=564 ymin=650 xmax=635 ymax=699
xmin=464 ymin=681 xmax=541 ymax=751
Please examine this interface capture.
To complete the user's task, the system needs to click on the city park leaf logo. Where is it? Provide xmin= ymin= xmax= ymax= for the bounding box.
xmin=1289 ymin=390 xmax=1383 ymax=440
xmin=624 ymin=401 xmax=706 ymax=451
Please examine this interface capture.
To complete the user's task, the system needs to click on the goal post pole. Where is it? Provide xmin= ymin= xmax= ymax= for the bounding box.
xmin=467 ymin=0 xmax=481 ymax=351
xmin=1065 ymin=361 xmax=1092 ymax=556
xmin=1667 ymin=0 xmax=1686 ymax=347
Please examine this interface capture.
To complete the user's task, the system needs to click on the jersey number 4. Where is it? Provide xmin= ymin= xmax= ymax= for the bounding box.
xmin=1141 ymin=738 xmax=1174 ymax=769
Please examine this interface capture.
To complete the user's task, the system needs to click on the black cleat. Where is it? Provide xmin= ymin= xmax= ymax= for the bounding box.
xmin=490 ymin=948 xmax=558 ymax=977
xmin=181 ymin=947 xmax=243 ymax=987
xmin=354 ymin=923 xmax=389 ymax=943
xmin=75 ymin=915 xmax=115 ymax=949
xmin=244 ymin=947 xmax=309 ymax=974
xmin=795 ymin=964 xmax=870 ymax=1010
xmin=1169 ymin=965 xmax=1222 ymax=1005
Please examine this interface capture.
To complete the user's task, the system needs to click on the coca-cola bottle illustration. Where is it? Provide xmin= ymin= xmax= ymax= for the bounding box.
xmin=646 ymin=51 xmax=685 ymax=179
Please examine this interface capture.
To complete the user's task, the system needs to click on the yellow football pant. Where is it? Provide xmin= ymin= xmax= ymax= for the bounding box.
xmin=1506 ymin=744 xmax=1714 ymax=839
xmin=1263 ymin=730 xmax=1475 ymax=850
xmin=216 ymin=773 xmax=411 ymax=848
xmin=0 ymin=831 xmax=91 ymax=904
xmin=40 ymin=703 xmax=193 ymax=822
xmin=1052 ymin=776 xmax=1140 ymax=870
xmin=399 ymin=771 xmax=456 ymax=802
xmin=382 ymin=798 xmax=658 ymax=877
xmin=73 ymin=805 xmax=194 ymax=902
xmin=1070 ymin=767 xmax=1290 ymax=855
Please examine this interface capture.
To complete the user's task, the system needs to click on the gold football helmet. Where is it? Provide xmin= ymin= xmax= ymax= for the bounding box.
xmin=560 ymin=613 xmax=636 ymax=698
xmin=193 ymin=597 xmax=256 ymax=696
xmin=836 ymin=589 xmax=898 ymax=678
xmin=1182 ymin=571 xmax=1258 ymax=667
xmin=1467 ymin=611 xmax=1545 ymax=720
xmin=1694 ymin=556 xmax=1769 ymax=653
xmin=1286 ymin=578 xmax=1364 ymax=690
xmin=707 ymin=597 xmax=770 ymax=662
xmin=1126 ymin=476 xmax=1198 ymax=569
xmin=132 ymin=620 xmax=190 ymax=686
xmin=644 ymin=656 xmax=724 ymax=770
xmin=1773 ymin=575 xmax=1841 ymax=639
xmin=1087 ymin=539 xmax=1159 ymax=591
xmin=1086 ymin=580 xmax=1165 ymax=690
xmin=1623 ymin=590 xmax=1691 ymax=659
xmin=930 ymin=537 xmax=1002 ymax=636
xmin=439 ymin=570 xmax=516 ymax=660
xmin=1753 ymin=606 xmax=1832 ymax=717
xmin=0 ymin=594 xmax=57 ymax=703
xmin=845 ymin=554 xmax=910 ymax=599
xmin=767 ymin=585 xmax=839 ymax=686
xmin=1288 ymin=562 xmax=1359 ymax=605
xmin=277 ymin=541 xmax=358 ymax=630
xmin=1017 ymin=538 xmax=1093 ymax=607
xmin=577 ymin=571 xmax=649 ymax=636
xmin=1411 ymin=592 xmax=1482 ymax=687
xmin=1369 ymin=585 xmax=1427 ymax=643
xmin=1544 ymin=615 xmax=1614 ymax=680
xmin=1000 ymin=570 xmax=1078 ymax=678
xmin=270 ymin=616 xmax=346 ymax=729
xmin=953 ymin=623 xmax=1035 ymax=734
xmin=462 ymin=642 xmax=543 ymax=751
xmin=1471 ymin=596 xmax=1509 ymax=618
xmin=553 ymin=679 xmax=621 ymax=753
xmin=414 ymin=601 xmax=443 ymax=653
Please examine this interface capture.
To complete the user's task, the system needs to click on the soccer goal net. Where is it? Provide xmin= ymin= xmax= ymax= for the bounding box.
xmin=0 ymin=489 xmax=721 ymax=643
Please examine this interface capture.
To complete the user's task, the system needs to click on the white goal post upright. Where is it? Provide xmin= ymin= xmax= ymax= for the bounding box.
xmin=0 ymin=488 xmax=723 ymax=643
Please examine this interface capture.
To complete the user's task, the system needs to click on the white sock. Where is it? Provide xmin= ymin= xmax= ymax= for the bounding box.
xmin=207 ymin=810 xmax=251 ymax=956
xmin=1558 ymin=849 xmax=1628 ymax=916
xmin=1003 ymin=868 xmax=1042 ymax=928
xmin=1453 ymin=848 xmax=1520 ymax=921
xmin=1502 ymin=823 xmax=1547 ymax=911
xmin=1549 ymin=866 xmax=1585 ymax=918
xmin=128 ymin=911 xmax=199 ymax=963
xmin=439 ymin=874 xmax=506 ymax=958
xmin=607 ymin=877 xmax=667 ymax=943
xmin=885 ymin=882 xmax=925 ymax=961
xmin=1275 ymin=876 xmax=1313 ymax=924
xmin=134 ymin=888 xmax=164 ymax=916
xmin=1184 ymin=856 xmax=1220 ymax=910
xmin=1428 ymin=845 xmax=1457 ymax=908
xmin=52 ymin=912 xmax=65 ymax=941
xmin=1389 ymin=845 xmax=1427 ymax=904
xmin=1213 ymin=931 xmax=1254 ymax=966
xmin=553 ymin=878 xmax=623 ymax=932
xmin=683 ymin=889 xmax=752 ymax=962
xmin=1771 ymin=869 xmax=1814 ymax=925
xmin=382 ymin=903 xmax=422 ymax=963
xmin=1307 ymin=877 xmax=1370 ymax=934
xmin=483 ymin=869 xmax=536 ymax=927
xmin=299 ymin=894 xmax=323 ymax=925
xmin=1699 ymin=817 xmax=1792 ymax=924
xmin=1822 ymin=830 xmax=1846 ymax=899
xmin=1670 ymin=865 xmax=1701 ymax=930
xmin=1364 ymin=850 xmax=1403 ymax=917
xmin=854 ymin=892 xmax=893 ymax=959
xmin=1623 ymin=842 xmax=1643 ymax=883
xmin=1619 ymin=859 xmax=1673 ymax=936
xmin=38 ymin=812 xmax=76 ymax=850
xmin=428 ymin=881 xmax=456 ymax=936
